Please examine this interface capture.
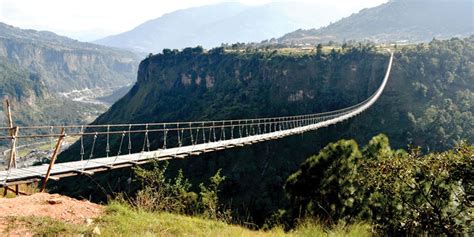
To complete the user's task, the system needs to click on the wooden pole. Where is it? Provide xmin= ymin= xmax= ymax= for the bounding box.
xmin=3 ymin=99 xmax=18 ymax=196
xmin=4 ymin=99 xmax=13 ymax=131
xmin=40 ymin=128 xmax=65 ymax=192
xmin=8 ymin=127 xmax=19 ymax=169
xmin=8 ymin=127 xmax=19 ymax=196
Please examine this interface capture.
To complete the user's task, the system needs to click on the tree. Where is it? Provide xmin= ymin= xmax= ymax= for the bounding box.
xmin=316 ymin=44 xmax=323 ymax=56
xmin=162 ymin=48 xmax=172 ymax=55
xmin=133 ymin=161 xmax=197 ymax=214
xmin=361 ymin=142 xmax=474 ymax=235
xmin=285 ymin=139 xmax=364 ymax=222
xmin=209 ymin=47 xmax=225 ymax=55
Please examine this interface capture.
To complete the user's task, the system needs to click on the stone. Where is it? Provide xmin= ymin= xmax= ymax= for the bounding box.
xmin=93 ymin=226 xmax=101 ymax=235
xmin=47 ymin=198 xmax=63 ymax=205
xmin=85 ymin=218 xmax=93 ymax=226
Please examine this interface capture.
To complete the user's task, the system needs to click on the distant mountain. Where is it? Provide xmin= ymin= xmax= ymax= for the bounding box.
xmin=279 ymin=0 xmax=474 ymax=44
xmin=0 ymin=22 xmax=139 ymax=92
xmin=94 ymin=2 xmax=350 ymax=53
xmin=0 ymin=22 xmax=141 ymax=128
xmin=0 ymin=57 xmax=106 ymax=127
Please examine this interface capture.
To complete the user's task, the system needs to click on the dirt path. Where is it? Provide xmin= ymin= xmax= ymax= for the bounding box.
xmin=0 ymin=193 xmax=103 ymax=235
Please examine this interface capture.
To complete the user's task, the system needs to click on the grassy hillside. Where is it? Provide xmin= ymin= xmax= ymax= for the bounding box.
xmin=3 ymin=202 xmax=372 ymax=236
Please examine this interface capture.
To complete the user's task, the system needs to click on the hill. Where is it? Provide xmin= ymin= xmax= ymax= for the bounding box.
xmin=0 ymin=22 xmax=139 ymax=93
xmin=94 ymin=2 xmax=351 ymax=53
xmin=279 ymin=0 xmax=473 ymax=45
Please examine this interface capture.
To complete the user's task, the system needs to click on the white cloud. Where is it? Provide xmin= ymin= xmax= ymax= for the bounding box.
xmin=0 ymin=0 xmax=387 ymax=40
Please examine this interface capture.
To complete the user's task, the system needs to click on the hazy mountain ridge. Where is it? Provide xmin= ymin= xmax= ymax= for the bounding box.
xmin=0 ymin=22 xmax=141 ymax=127
xmin=279 ymin=0 xmax=474 ymax=44
xmin=0 ymin=22 xmax=140 ymax=92
xmin=94 ymin=2 xmax=349 ymax=53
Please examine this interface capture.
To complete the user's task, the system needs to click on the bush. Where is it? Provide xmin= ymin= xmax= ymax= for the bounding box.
xmin=199 ymin=169 xmax=227 ymax=220
xmin=284 ymin=134 xmax=473 ymax=235
xmin=133 ymin=161 xmax=198 ymax=214
xmin=132 ymin=161 xmax=227 ymax=219
xmin=361 ymin=141 xmax=474 ymax=235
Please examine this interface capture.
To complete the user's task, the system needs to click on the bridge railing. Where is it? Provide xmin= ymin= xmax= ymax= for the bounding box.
xmin=0 ymin=101 xmax=364 ymax=168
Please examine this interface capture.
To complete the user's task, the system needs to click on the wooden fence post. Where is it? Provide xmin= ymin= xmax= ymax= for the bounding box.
xmin=3 ymin=99 xmax=19 ymax=196
xmin=40 ymin=128 xmax=65 ymax=192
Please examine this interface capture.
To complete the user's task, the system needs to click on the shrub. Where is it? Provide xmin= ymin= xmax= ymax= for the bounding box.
xmin=361 ymin=141 xmax=474 ymax=235
xmin=133 ymin=161 xmax=198 ymax=214
xmin=132 ymin=161 xmax=227 ymax=219
xmin=199 ymin=169 xmax=228 ymax=220
xmin=284 ymin=134 xmax=473 ymax=235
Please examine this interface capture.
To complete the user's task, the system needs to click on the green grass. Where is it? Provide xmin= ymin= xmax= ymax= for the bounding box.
xmin=4 ymin=202 xmax=373 ymax=236
xmin=291 ymin=219 xmax=373 ymax=237
xmin=4 ymin=216 xmax=90 ymax=236
xmin=97 ymin=203 xmax=271 ymax=237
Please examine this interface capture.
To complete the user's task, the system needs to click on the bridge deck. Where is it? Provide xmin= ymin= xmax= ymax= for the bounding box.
xmin=0 ymin=122 xmax=326 ymax=187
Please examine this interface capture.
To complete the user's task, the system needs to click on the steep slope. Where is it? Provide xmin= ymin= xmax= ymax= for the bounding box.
xmin=279 ymin=0 xmax=473 ymax=44
xmin=0 ymin=57 xmax=106 ymax=127
xmin=94 ymin=2 xmax=349 ymax=53
xmin=0 ymin=22 xmax=139 ymax=93
xmin=57 ymin=37 xmax=473 ymax=225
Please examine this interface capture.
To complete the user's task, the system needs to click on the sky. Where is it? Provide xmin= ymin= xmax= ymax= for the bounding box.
xmin=0 ymin=0 xmax=388 ymax=41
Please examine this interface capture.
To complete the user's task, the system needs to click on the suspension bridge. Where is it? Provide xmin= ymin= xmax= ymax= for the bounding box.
xmin=0 ymin=52 xmax=393 ymax=194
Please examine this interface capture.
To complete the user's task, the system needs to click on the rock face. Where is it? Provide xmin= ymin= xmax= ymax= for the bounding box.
xmin=0 ymin=22 xmax=140 ymax=92
xmin=279 ymin=0 xmax=474 ymax=45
